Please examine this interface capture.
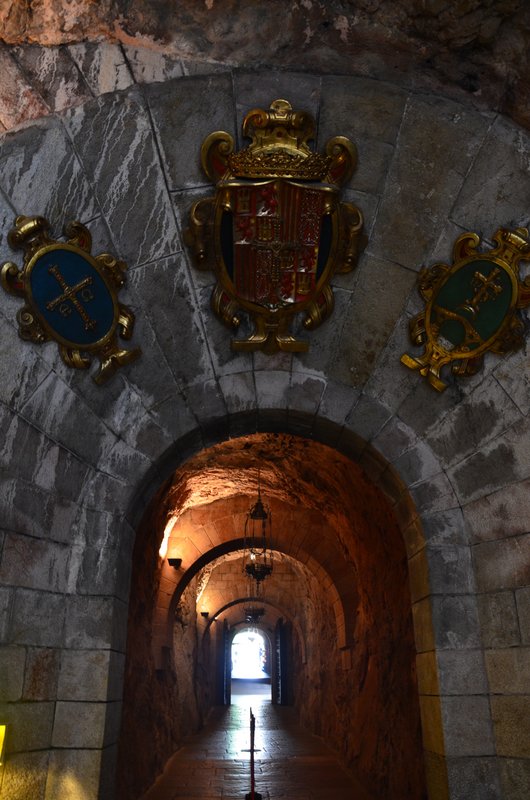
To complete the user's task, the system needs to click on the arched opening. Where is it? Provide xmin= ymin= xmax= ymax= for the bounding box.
xmin=117 ymin=431 xmax=428 ymax=800
xmin=231 ymin=629 xmax=269 ymax=680
xmin=230 ymin=628 xmax=272 ymax=706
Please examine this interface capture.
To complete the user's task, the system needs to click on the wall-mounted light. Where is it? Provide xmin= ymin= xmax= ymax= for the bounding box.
xmin=200 ymin=611 xmax=209 ymax=619
xmin=168 ymin=558 xmax=182 ymax=570
xmin=159 ymin=516 xmax=178 ymax=559
xmin=0 ymin=724 xmax=7 ymax=766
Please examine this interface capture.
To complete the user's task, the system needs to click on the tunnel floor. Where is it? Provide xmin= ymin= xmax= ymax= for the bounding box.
xmin=140 ymin=681 xmax=373 ymax=799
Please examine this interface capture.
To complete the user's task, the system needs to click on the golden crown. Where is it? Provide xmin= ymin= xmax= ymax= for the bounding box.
xmin=229 ymin=99 xmax=326 ymax=179
xmin=201 ymin=99 xmax=357 ymax=187
xmin=228 ymin=149 xmax=331 ymax=180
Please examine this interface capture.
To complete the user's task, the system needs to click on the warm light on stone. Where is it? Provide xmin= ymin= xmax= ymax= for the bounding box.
xmin=119 ymin=434 xmax=427 ymax=799
xmin=159 ymin=515 xmax=177 ymax=558
xmin=0 ymin=724 xmax=6 ymax=766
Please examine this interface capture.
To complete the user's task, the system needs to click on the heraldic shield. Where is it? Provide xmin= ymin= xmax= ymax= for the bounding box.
xmin=401 ymin=227 xmax=530 ymax=391
xmin=185 ymin=99 xmax=364 ymax=353
xmin=1 ymin=216 xmax=140 ymax=384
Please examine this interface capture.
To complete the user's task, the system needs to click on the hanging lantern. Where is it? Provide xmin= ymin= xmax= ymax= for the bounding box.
xmin=243 ymin=470 xmax=273 ymax=584
xmin=244 ymin=606 xmax=265 ymax=624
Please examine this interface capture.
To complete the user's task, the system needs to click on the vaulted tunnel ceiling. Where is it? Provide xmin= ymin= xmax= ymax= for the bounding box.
xmin=154 ymin=433 xmax=410 ymax=649
xmin=162 ymin=432 xmax=400 ymax=542
xmin=195 ymin=551 xmax=317 ymax=655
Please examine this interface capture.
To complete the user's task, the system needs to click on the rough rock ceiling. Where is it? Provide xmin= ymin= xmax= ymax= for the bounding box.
xmin=163 ymin=433 xmax=386 ymax=541
xmin=0 ymin=0 xmax=529 ymax=129
xmin=158 ymin=434 xmax=407 ymax=621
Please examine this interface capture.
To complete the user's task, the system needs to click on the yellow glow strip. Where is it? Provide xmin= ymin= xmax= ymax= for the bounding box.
xmin=0 ymin=724 xmax=6 ymax=766
xmin=159 ymin=516 xmax=177 ymax=559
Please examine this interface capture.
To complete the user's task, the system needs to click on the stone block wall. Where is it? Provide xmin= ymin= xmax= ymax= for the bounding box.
xmin=0 ymin=59 xmax=528 ymax=799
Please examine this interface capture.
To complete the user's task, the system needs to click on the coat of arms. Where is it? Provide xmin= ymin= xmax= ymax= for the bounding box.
xmin=185 ymin=99 xmax=364 ymax=353
xmin=1 ymin=215 xmax=140 ymax=384
xmin=401 ymin=227 xmax=530 ymax=391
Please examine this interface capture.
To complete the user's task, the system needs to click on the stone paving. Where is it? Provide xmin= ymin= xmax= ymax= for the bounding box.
xmin=141 ymin=683 xmax=373 ymax=800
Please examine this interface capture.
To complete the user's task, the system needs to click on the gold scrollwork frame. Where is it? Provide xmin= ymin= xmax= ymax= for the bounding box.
xmin=401 ymin=227 xmax=530 ymax=391
xmin=185 ymin=99 xmax=365 ymax=354
xmin=1 ymin=215 xmax=141 ymax=384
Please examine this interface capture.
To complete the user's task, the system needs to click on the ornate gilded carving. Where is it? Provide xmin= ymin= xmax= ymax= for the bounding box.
xmin=185 ymin=99 xmax=365 ymax=353
xmin=401 ymin=227 xmax=530 ymax=391
xmin=1 ymin=216 xmax=141 ymax=384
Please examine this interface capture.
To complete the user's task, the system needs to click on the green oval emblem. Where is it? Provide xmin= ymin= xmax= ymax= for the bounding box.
xmin=401 ymin=227 xmax=530 ymax=391
xmin=427 ymin=257 xmax=515 ymax=355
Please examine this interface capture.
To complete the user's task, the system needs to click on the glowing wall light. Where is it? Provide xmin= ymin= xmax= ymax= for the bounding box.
xmin=159 ymin=516 xmax=177 ymax=559
xmin=0 ymin=724 xmax=6 ymax=766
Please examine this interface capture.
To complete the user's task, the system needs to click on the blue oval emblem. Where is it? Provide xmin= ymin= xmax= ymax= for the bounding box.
xmin=28 ymin=246 xmax=116 ymax=348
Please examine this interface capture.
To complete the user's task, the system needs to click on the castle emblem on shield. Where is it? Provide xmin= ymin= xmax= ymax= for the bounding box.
xmin=185 ymin=99 xmax=365 ymax=353
xmin=1 ymin=216 xmax=141 ymax=384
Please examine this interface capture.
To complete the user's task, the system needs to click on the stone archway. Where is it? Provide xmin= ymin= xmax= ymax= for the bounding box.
xmin=1 ymin=49 xmax=528 ymax=800
xmin=117 ymin=427 xmax=436 ymax=800
xmin=230 ymin=626 xmax=272 ymax=680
